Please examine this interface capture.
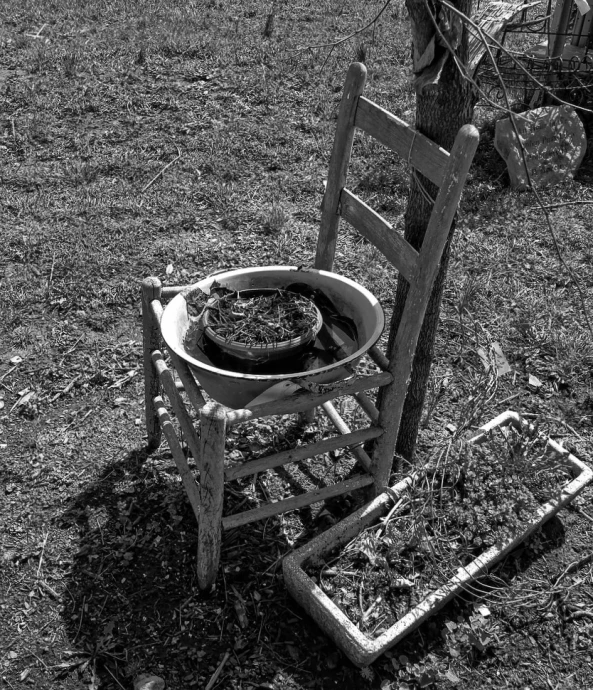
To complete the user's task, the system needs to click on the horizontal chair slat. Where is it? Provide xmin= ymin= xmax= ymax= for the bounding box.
xmin=355 ymin=97 xmax=449 ymax=187
xmin=340 ymin=189 xmax=418 ymax=284
xmin=225 ymin=426 xmax=382 ymax=481
xmin=221 ymin=474 xmax=374 ymax=530
xmin=225 ymin=371 xmax=393 ymax=426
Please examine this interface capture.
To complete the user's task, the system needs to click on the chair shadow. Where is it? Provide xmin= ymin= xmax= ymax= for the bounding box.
xmin=57 ymin=442 xmax=373 ymax=690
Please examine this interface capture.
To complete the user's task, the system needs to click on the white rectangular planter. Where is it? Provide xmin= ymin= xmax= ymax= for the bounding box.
xmin=283 ymin=411 xmax=593 ymax=667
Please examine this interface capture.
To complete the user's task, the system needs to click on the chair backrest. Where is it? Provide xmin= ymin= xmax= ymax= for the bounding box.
xmin=315 ymin=62 xmax=479 ymax=484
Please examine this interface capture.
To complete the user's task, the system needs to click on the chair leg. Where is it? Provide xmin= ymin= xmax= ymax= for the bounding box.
xmin=142 ymin=277 xmax=163 ymax=451
xmin=197 ymin=402 xmax=227 ymax=590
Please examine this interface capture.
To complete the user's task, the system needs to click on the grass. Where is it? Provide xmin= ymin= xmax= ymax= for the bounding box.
xmin=1 ymin=0 xmax=593 ymax=689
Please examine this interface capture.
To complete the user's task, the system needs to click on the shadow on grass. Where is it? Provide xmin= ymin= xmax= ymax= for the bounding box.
xmin=57 ymin=444 xmax=377 ymax=690
xmin=56 ymin=434 xmax=569 ymax=689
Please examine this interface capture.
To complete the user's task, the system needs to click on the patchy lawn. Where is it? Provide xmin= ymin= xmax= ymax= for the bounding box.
xmin=1 ymin=1 xmax=593 ymax=689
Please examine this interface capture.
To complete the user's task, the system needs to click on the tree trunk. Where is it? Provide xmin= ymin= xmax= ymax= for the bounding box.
xmin=381 ymin=0 xmax=476 ymax=461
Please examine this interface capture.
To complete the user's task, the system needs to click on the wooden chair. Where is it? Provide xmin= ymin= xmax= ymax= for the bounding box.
xmin=142 ymin=62 xmax=479 ymax=590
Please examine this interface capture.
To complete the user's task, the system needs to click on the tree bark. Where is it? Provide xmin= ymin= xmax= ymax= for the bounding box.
xmin=381 ymin=0 xmax=476 ymax=461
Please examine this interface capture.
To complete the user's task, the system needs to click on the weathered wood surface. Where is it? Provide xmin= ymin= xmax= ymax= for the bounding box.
xmin=152 ymin=349 xmax=202 ymax=466
xmin=368 ymin=345 xmax=390 ymax=371
xmin=321 ymin=401 xmax=372 ymax=472
xmin=197 ymin=402 xmax=226 ymax=590
xmin=372 ymin=124 xmax=479 ymax=489
xmin=161 ymin=285 xmax=185 ymax=298
xmin=225 ymin=370 xmax=392 ymax=426
xmin=316 ymin=62 xmax=367 ymax=271
xmin=155 ymin=397 xmax=201 ymax=523
xmin=352 ymin=391 xmax=380 ymax=423
xmin=142 ymin=278 xmax=163 ymax=450
xmin=339 ymin=188 xmax=419 ymax=284
xmin=222 ymin=474 xmax=374 ymax=530
xmin=225 ymin=426 xmax=382 ymax=481
xmin=168 ymin=350 xmax=207 ymax=412
xmin=355 ymin=97 xmax=449 ymax=186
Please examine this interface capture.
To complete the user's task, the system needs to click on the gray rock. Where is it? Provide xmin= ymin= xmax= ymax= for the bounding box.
xmin=494 ymin=105 xmax=586 ymax=190
xmin=133 ymin=674 xmax=165 ymax=690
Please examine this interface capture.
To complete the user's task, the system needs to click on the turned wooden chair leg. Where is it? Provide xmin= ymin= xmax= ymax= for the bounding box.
xmin=197 ymin=402 xmax=227 ymax=590
xmin=142 ymin=277 xmax=163 ymax=451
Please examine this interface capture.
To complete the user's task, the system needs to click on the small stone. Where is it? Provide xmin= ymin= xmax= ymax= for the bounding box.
xmin=133 ymin=674 xmax=165 ymax=690
xmin=494 ymin=105 xmax=586 ymax=190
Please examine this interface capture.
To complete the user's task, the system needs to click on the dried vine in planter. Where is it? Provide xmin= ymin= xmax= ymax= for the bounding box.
xmin=186 ymin=285 xmax=320 ymax=347
xmin=310 ymin=423 xmax=573 ymax=638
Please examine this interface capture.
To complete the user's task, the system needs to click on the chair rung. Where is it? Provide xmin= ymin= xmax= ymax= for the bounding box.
xmin=368 ymin=346 xmax=390 ymax=372
xmin=221 ymin=474 xmax=374 ymax=530
xmin=161 ymin=285 xmax=186 ymax=298
xmin=168 ymin=350 xmax=207 ymax=411
xmin=225 ymin=426 xmax=382 ymax=481
xmin=353 ymin=391 xmax=379 ymax=423
xmin=321 ymin=401 xmax=372 ymax=472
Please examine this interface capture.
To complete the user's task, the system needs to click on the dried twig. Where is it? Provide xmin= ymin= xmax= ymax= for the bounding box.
xmin=531 ymin=200 xmax=593 ymax=210
xmin=73 ymin=595 xmax=85 ymax=644
xmin=205 ymin=650 xmax=230 ymax=690
xmin=25 ymin=23 xmax=47 ymax=38
xmin=553 ymin=552 xmax=593 ymax=588
xmin=141 ymin=146 xmax=182 ymax=194
xmin=51 ymin=374 xmax=82 ymax=403
xmin=104 ymin=665 xmax=127 ymax=690
xmin=38 ymin=580 xmax=59 ymax=599
xmin=36 ymin=531 xmax=49 ymax=579
xmin=47 ymin=251 xmax=56 ymax=297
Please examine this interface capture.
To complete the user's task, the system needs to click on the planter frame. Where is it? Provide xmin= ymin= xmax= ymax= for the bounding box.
xmin=283 ymin=411 xmax=593 ymax=667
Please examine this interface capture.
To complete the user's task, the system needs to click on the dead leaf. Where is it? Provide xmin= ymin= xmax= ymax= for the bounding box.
xmin=491 ymin=342 xmax=511 ymax=376
xmin=529 ymin=374 xmax=543 ymax=388
xmin=477 ymin=347 xmax=489 ymax=370
xmin=11 ymin=389 xmax=34 ymax=413
xmin=446 ymin=669 xmax=461 ymax=684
